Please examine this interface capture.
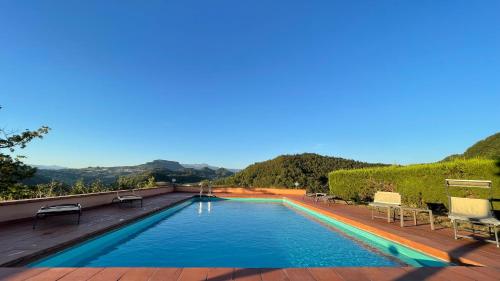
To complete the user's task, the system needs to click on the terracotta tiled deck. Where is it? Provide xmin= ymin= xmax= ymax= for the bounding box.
xmin=1 ymin=192 xmax=500 ymax=280
xmin=1 ymin=266 xmax=500 ymax=281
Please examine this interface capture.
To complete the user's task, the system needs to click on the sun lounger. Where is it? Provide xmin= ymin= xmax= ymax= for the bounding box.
xmin=33 ymin=203 xmax=82 ymax=229
xmin=313 ymin=193 xmax=327 ymax=202
xmin=316 ymin=194 xmax=351 ymax=205
xmin=369 ymin=191 xmax=401 ymax=223
xmin=446 ymin=179 xmax=499 ymax=247
xmin=303 ymin=192 xmax=327 ymax=202
xmin=317 ymin=195 xmax=335 ymax=203
xmin=112 ymin=190 xmax=143 ymax=208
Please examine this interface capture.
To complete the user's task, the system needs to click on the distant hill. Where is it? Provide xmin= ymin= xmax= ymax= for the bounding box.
xmin=31 ymin=164 xmax=67 ymax=170
xmin=443 ymin=132 xmax=500 ymax=161
xmin=182 ymin=163 xmax=241 ymax=173
xmin=216 ymin=153 xmax=386 ymax=192
xmin=138 ymin=160 xmax=185 ymax=171
xmin=25 ymin=159 xmax=235 ymax=186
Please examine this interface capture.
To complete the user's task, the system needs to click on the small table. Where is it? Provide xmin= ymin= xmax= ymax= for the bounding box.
xmin=399 ymin=207 xmax=434 ymax=230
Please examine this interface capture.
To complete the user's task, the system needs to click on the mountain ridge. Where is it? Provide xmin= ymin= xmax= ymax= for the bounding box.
xmin=25 ymin=159 xmax=236 ymax=186
xmin=32 ymin=160 xmax=239 ymax=172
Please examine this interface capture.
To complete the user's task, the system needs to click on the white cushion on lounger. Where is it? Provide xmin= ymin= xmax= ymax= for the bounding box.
xmin=449 ymin=197 xmax=491 ymax=219
xmin=37 ymin=205 xmax=80 ymax=214
xmin=449 ymin=213 xmax=500 ymax=226
xmin=373 ymin=192 xmax=401 ymax=205
xmin=117 ymin=195 xmax=142 ymax=200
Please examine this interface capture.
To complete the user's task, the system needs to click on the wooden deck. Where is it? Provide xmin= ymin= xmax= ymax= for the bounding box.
xmin=1 ymin=266 xmax=500 ymax=281
xmin=1 ymin=192 xmax=500 ymax=280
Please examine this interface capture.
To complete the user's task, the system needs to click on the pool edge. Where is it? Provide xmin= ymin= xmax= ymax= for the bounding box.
xmin=281 ymin=197 xmax=482 ymax=267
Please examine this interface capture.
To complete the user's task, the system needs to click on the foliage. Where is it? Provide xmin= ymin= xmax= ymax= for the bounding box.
xmin=0 ymin=155 xmax=37 ymax=193
xmin=0 ymin=175 xmax=159 ymax=201
xmin=0 ymin=106 xmax=50 ymax=195
xmin=34 ymin=181 xmax=71 ymax=198
xmin=72 ymin=179 xmax=89 ymax=194
xmin=89 ymin=179 xmax=106 ymax=193
xmin=328 ymin=159 xmax=500 ymax=208
xmin=217 ymin=153 xmax=385 ymax=192
xmin=116 ymin=173 xmax=156 ymax=189
xmin=1 ymin=163 xmax=177 ymax=200
xmin=443 ymin=132 xmax=500 ymax=161
xmin=200 ymin=179 xmax=211 ymax=187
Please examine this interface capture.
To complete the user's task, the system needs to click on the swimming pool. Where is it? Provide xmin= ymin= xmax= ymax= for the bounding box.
xmin=30 ymin=197 xmax=448 ymax=267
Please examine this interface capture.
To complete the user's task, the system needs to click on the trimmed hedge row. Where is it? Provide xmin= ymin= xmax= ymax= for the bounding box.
xmin=328 ymin=159 xmax=500 ymax=208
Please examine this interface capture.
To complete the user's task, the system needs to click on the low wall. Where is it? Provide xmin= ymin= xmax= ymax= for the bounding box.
xmin=0 ymin=186 xmax=174 ymax=223
xmin=175 ymin=186 xmax=306 ymax=196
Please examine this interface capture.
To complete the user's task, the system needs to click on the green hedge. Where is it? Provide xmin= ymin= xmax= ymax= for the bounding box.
xmin=328 ymin=159 xmax=500 ymax=208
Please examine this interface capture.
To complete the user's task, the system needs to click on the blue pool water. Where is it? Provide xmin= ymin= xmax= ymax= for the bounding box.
xmin=31 ymin=198 xmax=448 ymax=267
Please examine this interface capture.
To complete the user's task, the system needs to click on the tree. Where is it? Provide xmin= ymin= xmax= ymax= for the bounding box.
xmin=90 ymin=179 xmax=106 ymax=193
xmin=72 ymin=179 xmax=88 ymax=194
xmin=143 ymin=176 xmax=156 ymax=188
xmin=117 ymin=172 xmax=155 ymax=189
xmin=34 ymin=181 xmax=69 ymax=198
xmin=0 ymin=106 xmax=50 ymax=195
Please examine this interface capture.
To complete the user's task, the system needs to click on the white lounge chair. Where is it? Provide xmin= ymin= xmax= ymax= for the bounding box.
xmin=112 ymin=190 xmax=143 ymax=208
xmin=33 ymin=203 xmax=82 ymax=229
xmin=446 ymin=179 xmax=499 ymax=247
xmin=369 ymin=191 xmax=401 ymax=223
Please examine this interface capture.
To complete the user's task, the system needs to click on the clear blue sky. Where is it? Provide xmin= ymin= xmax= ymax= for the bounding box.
xmin=1 ymin=1 xmax=499 ymax=169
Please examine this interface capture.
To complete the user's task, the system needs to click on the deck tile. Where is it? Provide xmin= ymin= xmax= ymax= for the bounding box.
xmin=206 ymin=268 xmax=234 ymax=281
xmin=465 ymin=266 xmax=500 ymax=279
xmin=332 ymin=268 xmax=370 ymax=281
xmin=150 ymin=268 xmax=183 ymax=281
xmin=87 ymin=267 xmax=129 ymax=281
xmin=260 ymin=269 xmax=289 ymax=281
xmin=57 ymin=267 xmax=103 ymax=281
xmin=307 ymin=268 xmax=342 ymax=281
xmin=400 ymin=267 xmax=474 ymax=281
xmin=177 ymin=268 xmax=209 ymax=281
xmin=283 ymin=268 xmax=316 ymax=281
xmin=447 ymin=266 xmax=498 ymax=281
xmin=360 ymin=267 xmax=412 ymax=281
xmin=24 ymin=268 xmax=75 ymax=281
xmin=233 ymin=268 xmax=262 ymax=281
xmin=119 ymin=267 xmax=157 ymax=281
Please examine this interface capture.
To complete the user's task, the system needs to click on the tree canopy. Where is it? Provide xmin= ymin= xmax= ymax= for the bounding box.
xmin=216 ymin=153 xmax=385 ymax=192
xmin=0 ymin=106 xmax=50 ymax=196
xmin=443 ymin=132 xmax=500 ymax=161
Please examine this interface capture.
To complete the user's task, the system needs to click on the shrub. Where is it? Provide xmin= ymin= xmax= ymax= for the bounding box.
xmin=328 ymin=159 xmax=500 ymax=208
